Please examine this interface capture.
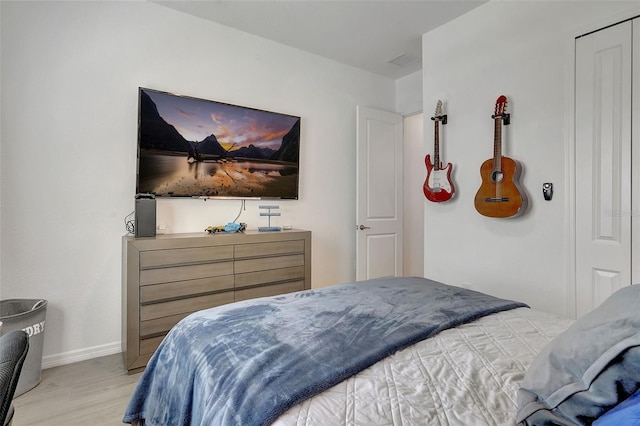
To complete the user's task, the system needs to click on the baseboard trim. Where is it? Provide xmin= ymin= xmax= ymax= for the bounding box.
xmin=42 ymin=341 xmax=121 ymax=369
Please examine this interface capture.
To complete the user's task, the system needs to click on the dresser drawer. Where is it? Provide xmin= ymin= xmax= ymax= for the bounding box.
xmin=140 ymin=245 xmax=233 ymax=268
xmin=235 ymin=281 xmax=305 ymax=302
xmin=140 ymin=312 xmax=191 ymax=338
xmin=234 ymin=240 xmax=304 ymax=259
xmin=235 ymin=266 xmax=305 ymax=288
xmin=140 ymin=262 xmax=234 ymax=286
xmin=235 ymin=254 xmax=304 ymax=274
xmin=140 ymin=336 xmax=164 ymax=356
xmin=140 ymin=275 xmax=234 ymax=304
xmin=140 ymin=291 xmax=234 ymax=321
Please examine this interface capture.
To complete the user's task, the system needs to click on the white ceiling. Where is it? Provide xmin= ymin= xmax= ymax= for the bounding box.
xmin=152 ymin=1 xmax=487 ymax=80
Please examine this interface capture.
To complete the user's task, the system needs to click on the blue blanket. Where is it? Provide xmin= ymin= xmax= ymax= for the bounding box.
xmin=123 ymin=277 xmax=527 ymax=426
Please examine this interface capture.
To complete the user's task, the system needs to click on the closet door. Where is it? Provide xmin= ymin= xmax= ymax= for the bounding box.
xmin=574 ymin=20 xmax=633 ymax=318
xmin=632 ymin=18 xmax=640 ymax=288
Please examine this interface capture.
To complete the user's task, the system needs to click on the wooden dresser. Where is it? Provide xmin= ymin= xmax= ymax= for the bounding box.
xmin=122 ymin=229 xmax=311 ymax=373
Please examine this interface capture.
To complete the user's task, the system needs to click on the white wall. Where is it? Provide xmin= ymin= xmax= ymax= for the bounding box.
xmin=396 ymin=70 xmax=422 ymax=116
xmin=422 ymin=1 xmax=640 ymax=317
xmin=0 ymin=1 xmax=395 ymax=366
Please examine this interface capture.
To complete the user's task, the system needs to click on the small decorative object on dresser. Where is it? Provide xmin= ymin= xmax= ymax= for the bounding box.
xmin=122 ymin=229 xmax=311 ymax=373
xmin=204 ymin=222 xmax=247 ymax=234
xmin=258 ymin=205 xmax=282 ymax=232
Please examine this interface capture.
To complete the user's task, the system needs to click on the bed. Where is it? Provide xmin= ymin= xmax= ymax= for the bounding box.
xmin=123 ymin=277 xmax=640 ymax=426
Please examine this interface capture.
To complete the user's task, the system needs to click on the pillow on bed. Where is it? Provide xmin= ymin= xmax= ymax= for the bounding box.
xmin=516 ymin=284 xmax=640 ymax=425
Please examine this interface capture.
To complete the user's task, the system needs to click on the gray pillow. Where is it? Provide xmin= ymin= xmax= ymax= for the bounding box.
xmin=516 ymin=284 xmax=640 ymax=425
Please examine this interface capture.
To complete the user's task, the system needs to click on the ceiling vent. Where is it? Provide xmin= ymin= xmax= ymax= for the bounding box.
xmin=388 ymin=53 xmax=419 ymax=67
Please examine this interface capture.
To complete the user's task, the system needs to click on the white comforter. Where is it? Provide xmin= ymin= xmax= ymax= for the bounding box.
xmin=274 ymin=307 xmax=573 ymax=426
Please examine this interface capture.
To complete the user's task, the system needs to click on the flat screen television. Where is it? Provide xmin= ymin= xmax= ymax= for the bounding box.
xmin=136 ymin=87 xmax=300 ymax=199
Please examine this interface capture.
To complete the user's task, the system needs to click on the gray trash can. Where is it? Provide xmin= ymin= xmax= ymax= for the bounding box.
xmin=0 ymin=299 xmax=47 ymax=396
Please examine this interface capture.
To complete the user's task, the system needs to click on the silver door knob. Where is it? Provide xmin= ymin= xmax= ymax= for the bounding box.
xmin=358 ymin=225 xmax=371 ymax=230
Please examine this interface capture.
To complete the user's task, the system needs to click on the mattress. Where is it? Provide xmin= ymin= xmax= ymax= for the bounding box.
xmin=124 ymin=278 xmax=575 ymax=426
xmin=274 ymin=307 xmax=573 ymax=426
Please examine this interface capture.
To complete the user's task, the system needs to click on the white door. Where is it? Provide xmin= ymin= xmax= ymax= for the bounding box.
xmin=575 ymin=20 xmax=633 ymax=318
xmin=356 ymin=106 xmax=403 ymax=281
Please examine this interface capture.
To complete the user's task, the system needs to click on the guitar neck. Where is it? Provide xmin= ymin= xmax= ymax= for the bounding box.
xmin=493 ymin=117 xmax=502 ymax=172
xmin=433 ymin=121 xmax=440 ymax=169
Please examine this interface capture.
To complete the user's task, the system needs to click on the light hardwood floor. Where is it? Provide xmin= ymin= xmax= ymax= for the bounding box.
xmin=12 ymin=353 xmax=141 ymax=425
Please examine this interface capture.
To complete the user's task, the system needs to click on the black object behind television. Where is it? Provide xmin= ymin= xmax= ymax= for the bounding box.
xmin=136 ymin=88 xmax=300 ymax=199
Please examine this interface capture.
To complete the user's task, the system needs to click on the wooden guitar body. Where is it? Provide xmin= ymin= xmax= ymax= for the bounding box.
xmin=423 ymin=155 xmax=454 ymax=202
xmin=474 ymin=156 xmax=526 ymax=218
xmin=474 ymin=95 xmax=527 ymax=218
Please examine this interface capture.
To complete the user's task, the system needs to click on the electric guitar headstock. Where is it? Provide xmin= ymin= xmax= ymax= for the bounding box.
xmin=435 ymin=100 xmax=443 ymax=117
xmin=431 ymin=100 xmax=447 ymax=123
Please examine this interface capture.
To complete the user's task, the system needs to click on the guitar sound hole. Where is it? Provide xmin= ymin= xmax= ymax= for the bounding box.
xmin=491 ymin=170 xmax=504 ymax=184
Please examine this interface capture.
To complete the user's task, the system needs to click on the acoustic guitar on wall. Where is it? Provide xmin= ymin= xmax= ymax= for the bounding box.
xmin=474 ymin=95 xmax=527 ymax=218
xmin=423 ymin=100 xmax=455 ymax=202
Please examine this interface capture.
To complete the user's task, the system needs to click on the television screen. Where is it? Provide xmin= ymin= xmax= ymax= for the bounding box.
xmin=136 ymin=88 xmax=300 ymax=199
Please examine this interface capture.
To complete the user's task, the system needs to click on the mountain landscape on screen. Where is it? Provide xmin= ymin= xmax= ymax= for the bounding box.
xmin=136 ymin=88 xmax=300 ymax=199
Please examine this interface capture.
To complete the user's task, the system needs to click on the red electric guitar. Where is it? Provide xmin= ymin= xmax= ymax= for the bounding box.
xmin=423 ymin=100 xmax=455 ymax=202
xmin=474 ymin=95 xmax=527 ymax=218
